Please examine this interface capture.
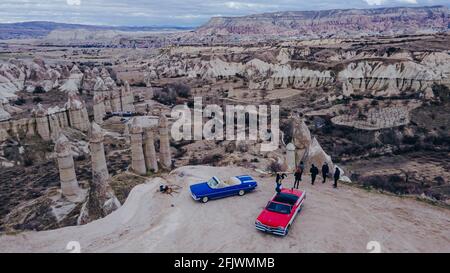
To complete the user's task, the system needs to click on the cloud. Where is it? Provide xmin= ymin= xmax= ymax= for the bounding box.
xmin=223 ymin=1 xmax=278 ymax=9
xmin=0 ymin=0 xmax=446 ymax=27
xmin=67 ymin=0 xmax=81 ymax=6
xmin=364 ymin=0 xmax=418 ymax=5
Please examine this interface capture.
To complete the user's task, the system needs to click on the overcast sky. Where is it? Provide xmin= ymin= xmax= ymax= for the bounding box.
xmin=0 ymin=0 xmax=448 ymax=27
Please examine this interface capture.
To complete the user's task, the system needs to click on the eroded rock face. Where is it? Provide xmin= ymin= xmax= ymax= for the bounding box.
xmin=0 ymin=58 xmax=117 ymax=100
xmin=197 ymin=6 xmax=448 ymax=38
xmin=144 ymin=41 xmax=450 ymax=99
xmin=65 ymin=91 xmax=90 ymax=132
xmin=2 ymin=188 xmax=83 ymax=232
xmin=25 ymin=58 xmax=61 ymax=93
xmin=0 ymin=102 xmax=11 ymax=122
xmin=33 ymin=103 xmax=50 ymax=141
xmin=59 ymin=65 xmax=83 ymax=93
xmin=290 ymin=118 xmax=335 ymax=173
xmin=305 ymin=137 xmax=334 ymax=172
xmin=292 ymin=119 xmax=312 ymax=149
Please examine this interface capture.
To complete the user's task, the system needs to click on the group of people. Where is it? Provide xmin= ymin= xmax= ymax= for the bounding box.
xmin=275 ymin=162 xmax=341 ymax=193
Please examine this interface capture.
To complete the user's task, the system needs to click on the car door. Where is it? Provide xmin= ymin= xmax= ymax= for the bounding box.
xmin=292 ymin=197 xmax=302 ymax=220
xmin=217 ymin=184 xmax=238 ymax=198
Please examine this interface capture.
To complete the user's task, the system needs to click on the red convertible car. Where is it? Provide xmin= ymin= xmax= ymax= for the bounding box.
xmin=255 ymin=188 xmax=306 ymax=236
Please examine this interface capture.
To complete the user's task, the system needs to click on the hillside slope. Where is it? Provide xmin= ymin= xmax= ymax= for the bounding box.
xmin=0 ymin=21 xmax=192 ymax=40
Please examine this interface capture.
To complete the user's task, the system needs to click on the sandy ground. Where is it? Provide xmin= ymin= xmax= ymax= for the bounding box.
xmin=0 ymin=165 xmax=449 ymax=253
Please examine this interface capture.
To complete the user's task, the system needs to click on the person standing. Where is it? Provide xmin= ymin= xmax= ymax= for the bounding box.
xmin=310 ymin=164 xmax=319 ymax=185
xmin=275 ymin=173 xmax=287 ymax=193
xmin=322 ymin=162 xmax=329 ymax=183
xmin=293 ymin=161 xmax=304 ymax=189
xmin=334 ymin=167 xmax=341 ymax=188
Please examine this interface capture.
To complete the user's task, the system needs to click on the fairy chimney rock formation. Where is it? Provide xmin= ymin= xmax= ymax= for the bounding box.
xmin=121 ymin=81 xmax=135 ymax=112
xmin=33 ymin=103 xmax=50 ymax=141
xmin=286 ymin=143 xmax=296 ymax=171
xmin=129 ymin=118 xmax=147 ymax=175
xmin=65 ymin=91 xmax=89 ymax=132
xmin=89 ymin=122 xmax=110 ymax=187
xmin=55 ymin=134 xmax=81 ymax=201
xmin=306 ymin=137 xmax=334 ymax=172
xmin=77 ymin=122 xmax=121 ymax=225
xmin=159 ymin=115 xmax=172 ymax=170
xmin=342 ymin=79 xmax=354 ymax=97
xmin=291 ymin=118 xmax=312 ymax=164
xmin=111 ymin=91 xmax=122 ymax=112
xmin=143 ymin=127 xmax=158 ymax=173
xmin=93 ymin=93 xmax=106 ymax=124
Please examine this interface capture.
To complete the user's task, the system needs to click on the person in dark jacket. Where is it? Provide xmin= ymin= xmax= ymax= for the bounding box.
xmin=275 ymin=173 xmax=287 ymax=193
xmin=333 ymin=167 xmax=341 ymax=188
xmin=310 ymin=164 xmax=319 ymax=185
xmin=293 ymin=163 xmax=303 ymax=189
xmin=322 ymin=162 xmax=329 ymax=183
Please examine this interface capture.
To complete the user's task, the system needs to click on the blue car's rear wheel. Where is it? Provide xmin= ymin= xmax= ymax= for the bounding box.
xmin=238 ymin=190 xmax=245 ymax=196
xmin=201 ymin=196 xmax=209 ymax=203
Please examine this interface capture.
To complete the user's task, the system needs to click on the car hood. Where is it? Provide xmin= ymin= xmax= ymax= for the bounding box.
xmin=257 ymin=209 xmax=291 ymax=228
xmin=190 ymin=182 xmax=211 ymax=196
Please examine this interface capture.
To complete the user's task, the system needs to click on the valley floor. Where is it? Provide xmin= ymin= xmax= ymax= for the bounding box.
xmin=0 ymin=165 xmax=449 ymax=253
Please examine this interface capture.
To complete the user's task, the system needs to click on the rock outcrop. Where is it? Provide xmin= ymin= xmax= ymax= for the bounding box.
xmin=65 ymin=91 xmax=90 ymax=132
xmin=59 ymin=65 xmax=83 ymax=93
xmin=159 ymin=115 xmax=172 ymax=170
xmin=33 ymin=104 xmax=50 ymax=141
xmin=129 ymin=118 xmax=147 ymax=175
xmin=55 ymin=134 xmax=82 ymax=202
xmin=0 ymin=101 xmax=11 ymax=122
xmin=78 ymin=122 xmax=121 ymax=225
xmin=143 ymin=127 xmax=158 ymax=173
xmin=0 ymin=58 xmax=118 ymax=100
xmin=290 ymin=117 xmax=335 ymax=173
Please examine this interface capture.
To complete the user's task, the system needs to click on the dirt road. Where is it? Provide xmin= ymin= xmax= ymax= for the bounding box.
xmin=0 ymin=165 xmax=449 ymax=253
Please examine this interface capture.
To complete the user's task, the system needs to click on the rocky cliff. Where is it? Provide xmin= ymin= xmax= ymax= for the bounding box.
xmin=197 ymin=6 xmax=449 ymax=39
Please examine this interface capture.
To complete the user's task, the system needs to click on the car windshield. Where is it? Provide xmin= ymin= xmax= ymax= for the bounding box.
xmin=273 ymin=193 xmax=299 ymax=205
xmin=207 ymin=177 xmax=219 ymax=188
xmin=266 ymin=202 xmax=292 ymax=214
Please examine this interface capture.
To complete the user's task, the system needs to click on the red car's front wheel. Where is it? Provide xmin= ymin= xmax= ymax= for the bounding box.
xmin=285 ymin=225 xmax=291 ymax=236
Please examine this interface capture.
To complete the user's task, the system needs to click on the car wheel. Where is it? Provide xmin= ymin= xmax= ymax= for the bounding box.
xmin=238 ymin=190 xmax=245 ymax=196
xmin=285 ymin=225 xmax=291 ymax=236
xmin=201 ymin=196 xmax=209 ymax=203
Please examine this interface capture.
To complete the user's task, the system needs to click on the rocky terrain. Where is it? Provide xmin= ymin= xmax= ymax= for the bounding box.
xmin=0 ymin=5 xmax=449 ymax=252
xmin=198 ymin=6 xmax=449 ymax=40
xmin=2 ymin=6 xmax=447 ymax=48
xmin=0 ymin=165 xmax=449 ymax=253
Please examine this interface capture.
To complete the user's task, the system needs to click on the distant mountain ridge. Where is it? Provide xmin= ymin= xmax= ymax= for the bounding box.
xmin=197 ymin=5 xmax=449 ymax=38
xmin=0 ymin=21 xmax=193 ymax=40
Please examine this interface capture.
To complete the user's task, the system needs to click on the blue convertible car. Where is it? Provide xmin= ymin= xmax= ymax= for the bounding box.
xmin=190 ymin=175 xmax=258 ymax=203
